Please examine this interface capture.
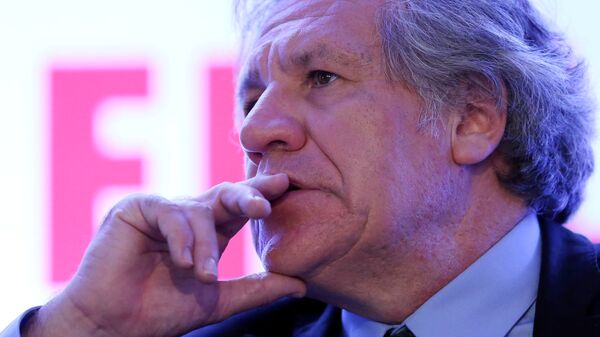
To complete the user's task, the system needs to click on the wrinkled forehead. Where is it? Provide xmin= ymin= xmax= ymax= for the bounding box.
xmin=242 ymin=0 xmax=382 ymax=51
xmin=235 ymin=0 xmax=383 ymax=97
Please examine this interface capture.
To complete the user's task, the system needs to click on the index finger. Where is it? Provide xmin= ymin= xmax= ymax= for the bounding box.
xmin=206 ymin=173 xmax=290 ymax=224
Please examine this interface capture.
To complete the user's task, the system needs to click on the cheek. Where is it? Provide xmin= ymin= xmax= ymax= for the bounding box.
xmin=250 ymin=192 xmax=369 ymax=277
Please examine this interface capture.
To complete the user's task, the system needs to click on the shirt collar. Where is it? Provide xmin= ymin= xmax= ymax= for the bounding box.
xmin=342 ymin=212 xmax=541 ymax=337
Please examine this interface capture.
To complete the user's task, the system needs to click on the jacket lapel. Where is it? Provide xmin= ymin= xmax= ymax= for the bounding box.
xmin=533 ymin=218 xmax=600 ymax=337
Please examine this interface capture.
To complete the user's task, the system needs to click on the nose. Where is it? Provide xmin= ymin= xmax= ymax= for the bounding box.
xmin=239 ymin=86 xmax=306 ymax=166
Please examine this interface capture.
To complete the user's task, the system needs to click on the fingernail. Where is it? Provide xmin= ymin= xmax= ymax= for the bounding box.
xmin=204 ymin=257 xmax=218 ymax=279
xmin=275 ymin=173 xmax=289 ymax=180
xmin=251 ymin=195 xmax=266 ymax=202
xmin=183 ymin=247 xmax=193 ymax=265
xmin=252 ymin=196 xmax=271 ymax=213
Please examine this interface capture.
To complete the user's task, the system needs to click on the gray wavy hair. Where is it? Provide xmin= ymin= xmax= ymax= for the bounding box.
xmin=235 ymin=0 xmax=596 ymax=224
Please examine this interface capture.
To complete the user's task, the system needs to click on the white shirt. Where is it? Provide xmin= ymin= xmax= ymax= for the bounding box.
xmin=342 ymin=213 xmax=541 ymax=337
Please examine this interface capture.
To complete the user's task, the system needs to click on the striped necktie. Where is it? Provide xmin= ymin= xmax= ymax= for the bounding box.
xmin=383 ymin=325 xmax=415 ymax=337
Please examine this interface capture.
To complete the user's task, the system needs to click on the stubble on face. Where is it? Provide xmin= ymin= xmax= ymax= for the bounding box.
xmin=238 ymin=0 xmax=470 ymax=295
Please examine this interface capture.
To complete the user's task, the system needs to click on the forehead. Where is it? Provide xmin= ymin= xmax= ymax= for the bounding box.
xmin=258 ymin=0 xmax=381 ymax=39
xmin=238 ymin=0 xmax=383 ymax=90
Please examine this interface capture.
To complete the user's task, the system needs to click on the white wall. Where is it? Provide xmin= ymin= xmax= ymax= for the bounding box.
xmin=0 ymin=0 xmax=598 ymax=328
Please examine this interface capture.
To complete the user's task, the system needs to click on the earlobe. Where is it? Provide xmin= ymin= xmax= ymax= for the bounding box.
xmin=451 ymin=90 xmax=507 ymax=166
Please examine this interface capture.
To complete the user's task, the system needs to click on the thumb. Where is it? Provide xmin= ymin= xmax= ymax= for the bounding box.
xmin=214 ymin=272 xmax=307 ymax=321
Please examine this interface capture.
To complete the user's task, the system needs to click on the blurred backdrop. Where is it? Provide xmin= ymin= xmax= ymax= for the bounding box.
xmin=0 ymin=0 xmax=599 ymax=328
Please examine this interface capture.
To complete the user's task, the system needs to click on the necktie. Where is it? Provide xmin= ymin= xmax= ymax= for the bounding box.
xmin=383 ymin=325 xmax=416 ymax=337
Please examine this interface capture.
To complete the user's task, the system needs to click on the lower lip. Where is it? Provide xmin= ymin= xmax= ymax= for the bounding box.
xmin=271 ymin=189 xmax=311 ymax=208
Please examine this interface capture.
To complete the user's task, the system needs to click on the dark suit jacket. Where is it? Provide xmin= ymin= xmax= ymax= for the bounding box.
xmin=184 ymin=219 xmax=600 ymax=337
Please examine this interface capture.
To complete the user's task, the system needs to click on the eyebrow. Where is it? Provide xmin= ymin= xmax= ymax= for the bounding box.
xmin=290 ymin=44 xmax=366 ymax=68
xmin=236 ymin=44 xmax=369 ymax=105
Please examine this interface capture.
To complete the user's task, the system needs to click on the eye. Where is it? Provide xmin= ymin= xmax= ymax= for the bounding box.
xmin=243 ymin=99 xmax=258 ymax=116
xmin=308 ymin=70 xmax=339 ymax=88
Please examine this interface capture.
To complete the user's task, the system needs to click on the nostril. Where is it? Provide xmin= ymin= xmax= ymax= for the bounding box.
xmin=287 ymin=183 xmax=300 ymax=192
xmin=267 ymin=139 xmax=289 ymax=149
xmin=246 ymin=152 xmax=263 ymax=165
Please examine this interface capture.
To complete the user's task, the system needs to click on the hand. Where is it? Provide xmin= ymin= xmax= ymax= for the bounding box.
xmin=24 ymin=174 xmax=306 ymax=337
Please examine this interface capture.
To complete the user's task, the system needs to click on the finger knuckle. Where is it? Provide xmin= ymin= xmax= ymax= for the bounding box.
xmin=102 ymin=193 xmax=152 ymax=226
xmin=216 ymin=181 xmax=235 ymax=190
xmin=139 ymin=194 xmax=169 ymax=210
xmin=178 ymin=201 xmax=214 ymax=224
xmin=195 ymin=203 xmax=213 ymax=215
xmin=141 ymin=195 xmax=187 ymax=224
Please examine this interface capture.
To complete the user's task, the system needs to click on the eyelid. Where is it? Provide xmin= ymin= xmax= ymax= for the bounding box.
xmin=243 ymin=98 xmax=258 ymax=116
xmin=241 ymin=87 xmax=263 ymax=116
xmin=307 ymin=70 xmax=340 ymax=88
xmin=242 ymin=70 xmax=340 ymax=116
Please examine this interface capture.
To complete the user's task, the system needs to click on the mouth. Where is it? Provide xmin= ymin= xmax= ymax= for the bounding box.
xmin=286 ymin=182 xmax=301 ymax=193
xmin=270 ymin=181 xmax=303 ymax=207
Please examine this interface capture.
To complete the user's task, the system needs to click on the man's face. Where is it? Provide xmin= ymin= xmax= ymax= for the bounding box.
xmin=238 ymin=0 xmax=463 ymax=285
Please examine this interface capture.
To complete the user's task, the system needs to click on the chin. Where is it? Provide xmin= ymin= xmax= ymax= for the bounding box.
xmin=251 ymin=192 xmax=367 ymax=279
xmin=256 ymin=232 xmax=324 ymax=278
xmin=253 ymin=223 xmax=364 ymax=282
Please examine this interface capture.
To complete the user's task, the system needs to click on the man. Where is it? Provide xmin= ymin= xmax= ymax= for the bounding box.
xmin=2 ymin=0 xmax=599 ymax=336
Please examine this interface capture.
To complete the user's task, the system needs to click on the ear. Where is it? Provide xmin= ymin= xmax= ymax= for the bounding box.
xmin=450 ymin=80 xmax=507 ymax=165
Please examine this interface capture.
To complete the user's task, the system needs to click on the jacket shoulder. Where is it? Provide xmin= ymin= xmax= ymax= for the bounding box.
xmin=534 ymin=218 xmax=600 ymax=336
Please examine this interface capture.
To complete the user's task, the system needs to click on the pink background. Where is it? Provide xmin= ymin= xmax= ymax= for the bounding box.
xmin=0 ymin=0 xmax=598 ymax=327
